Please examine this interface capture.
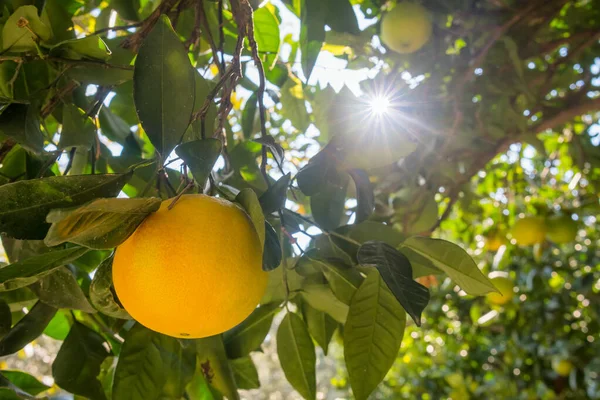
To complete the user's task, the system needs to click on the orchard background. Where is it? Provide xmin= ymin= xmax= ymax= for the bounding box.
xmin=0 ymin=0 xmax=599 ymax=399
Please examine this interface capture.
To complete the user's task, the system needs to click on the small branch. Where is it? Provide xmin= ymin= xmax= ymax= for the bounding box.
xmin=199 ymin=0 xmax=225 ymax=76
xmin=92 ymin=22 xmax=143 ymax=36
xmin=218 ymin=0 xmax=226 ymax=72
xmin=41 ymin=80 xmax=79 ymax=118
xmin=533 ymin=97 xmax=600 ymax=133
xmin=168 ymin=181 xmax=195 ymax=209
xmin=122 ymin=0 xmax=180 ymax=51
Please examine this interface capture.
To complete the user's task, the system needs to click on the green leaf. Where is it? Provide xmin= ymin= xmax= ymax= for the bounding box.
xmin=280 ymin=79 xmax=310 ymax=132
xmin=301 ymin=283 xmax=348 ymax=323
xmin=110 ymin=0 xmax=140 ymax=21
xmin=90 ymin=257 xmax=130 ymax=319
xmin=263 ymin=221 xmax=282 ymax=271
xmin=0 ymin=300 xmax=11 ymax=336
xmin=0 ymin=301 xmax=57 ymax=356
xmin=133 ymin=15 xmax=195 ymax=156
xmin=1 ymin=370 xmax=50 ymax=396
xmin=399 ymin=236 xmax=497 ymax=295
xmin=296 ymin=156 xmax=335 ymax=196
xmin=0 ymin=104 xmax=44 ymax=154
xmin=52 ymin=323 xmax=110 ymax=400
xmin=277 ymin=312 xmax=316 ymax=400
xmin=325 ymin=0 xmax=360 ymax=35
xmin=0 ymin=246 xmax=89 ymax=291
xmin=230 ymin=356 xmax=260 ymax=390
xmin=41 ymin=0 xmax=76 ymax=43
xmin=259 ymin=173 xmax=290 ymax=214
xmin=50 ymin=36 xmax=111 ymax=61
xmin=300 ymin=0 xmax=326 ymax=80
xmin=186 ymin=71 xmax=217 ymax=141
xmin=0 ymin=388 xmax=24 ymax=399
xmin=43 ymin=310 xmax=71 ymax=340
xmin=98 ymin=107 xmax=131 ymax=142
xmin=224 ymin=302 xmax=279 ymax=359
xmin=344 ymin=271 xmax=406 ymax=400
xmin=29 ymin=267 xmax=95 ymax=312
xmin=44 ymin=197 xmax=161 ymax=249
xmin=235 ymin=188 xmax=265 ymax=247
xmin=302 ymin=302 xmax=337 ymax=355
xmin=114 ymin=323 xmax=195 ymax=400
xmin=0 ymin=173 xmax=131 ymax=240
xmin=58 ymin=104 xmax=96 ymax=150
xmin=241 ymin=93 xmax=258 ymax=138
xmin=253 ymin=7 xmax=281 ymax=69
xmin=253 ymin=135 xmax=285 ymax=166
xmin=310 ymin=175 xmax=348 ymax=230
xmin=347 ymin=169 xmax=374 ymax=224
xmin=2 ymin=6 xmax=52 ymax=52
xmin=306 ymin=255 xmax=361 ymax=304
xmin=67 ymin=64 xmax=133 ymax=86
xmin=357 ymin=241 xmax=429 ymax=326
xmin=175 ymin=139 xmax=222 ymax=187
xmin=194 ymin=335 xmax=239 ymax=400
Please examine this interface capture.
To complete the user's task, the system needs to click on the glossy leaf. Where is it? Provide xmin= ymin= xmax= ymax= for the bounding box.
xmin=302 ymin=302 xmax=337 ymax=355
xmin=90 ymin=257 xmax=130 ymax=319
xmin=300 ymin=0 xmax=326 ymax=80
xmin=0 ymin=104 xmax=44 ymax=154
xmin=277 ymin=312 xmax=316 ymax=400
xmin=113 ymin=324 xmax=195 ymax=400
xmin=400 ymin=236 xmax=498 ymax=295
xmin=235 ymin=188 xmax=266 ymax=247
xmin=0 ymin=173 xmax=131 ymax=240
xmin=50 ymin=36 xmax=111 ymax=61
xmin=175 ymin=138 xmax=222 ymax=187
xmin=1 ymin=370 xmax=50 ymax=396
xmin=253 ymin=7 xmax=281 ymax=68
xmin=133 ymin=15 xmax=195 ymax=156
xmin=230 ymin=356 xmax=260 ymax=390
xmin=0 ymin=300 xmax=11 ymax=336
xmin=348 ymin=169 xmax=374 ymax=224
xmin=310 ymin=176 xmax=348 ymax=230
xmin=52 ymin=323 xmax=110 ymax=400
xmin=344 ymin=271 xmax=407 ymax=400
xmin=0 ymin=247 xmax=89 ymax=291
xmin=195 ymin=335 xmax=239 ymax=400
xmin=242 ymin=92 xmax=258 ymax=138
xmin=2 ymin=6 xmax=52 ymax=52
xmin=0 ymin=301 xmax=57 ymax=356
xmin=44 ymin=197 xmax=161 ymax=249
xmin=259 ymin=173 xmax=291 ymax=214
xmin=357 ymin=241 xmax=429 ymax=326
xmin=301 ymin=283 xmax=348 ymax=323
xmin=306 ymin=255 xmax=362 ymax=304
xmin=30 ymin=267 xmax=95 ymax=312
xmin=58 ymin=104 xmax=96 ymax=150
xmin=224 ymin=302 xmax=279 ymax=359
xmin=263 ymin=221 xmax=282 ymax=271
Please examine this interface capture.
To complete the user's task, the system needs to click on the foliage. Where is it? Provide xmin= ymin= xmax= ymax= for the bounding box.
xmin=0 ymin=0 xmax=599 ymax=398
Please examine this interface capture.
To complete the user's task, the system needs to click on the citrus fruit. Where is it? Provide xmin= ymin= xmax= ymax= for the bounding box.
xmin=486 ymin=276 xmax=514 ymax=306
xmin=380 ymin=2 xmax=433 ymax=54
xmin=511 ymin=216 xmax=546 ymax=246
xmin=113 ymin=194 xmax=267 ymax=338
xmin=485 ymin=232 xmax=505 ymax=251
xmin=552 ymin=359 xmax=573 ymax=377
xmin=545 ymin=214 xmax=578 ymax=244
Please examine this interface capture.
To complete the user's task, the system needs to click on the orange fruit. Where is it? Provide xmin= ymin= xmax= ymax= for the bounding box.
xmin=552 ymin=359 xmax=573 ymax=377
xmin=511 ymin=216 xmax=546 ymax=246
xmin=113 ymin=194 xmax=266 ymax=338
xmin=546 ymin=215 xmax=578 ymax=244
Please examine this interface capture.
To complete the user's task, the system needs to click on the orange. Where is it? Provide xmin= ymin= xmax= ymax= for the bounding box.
xmin=511 ymin=216 xmax=546 ymax=246
xmin=552 ymin=359 xmax=573 ymax=377
xmin=113 ymin=194 xmax=266 ymax=338
xmin=485 ymin=232 xmax=505 ymax=251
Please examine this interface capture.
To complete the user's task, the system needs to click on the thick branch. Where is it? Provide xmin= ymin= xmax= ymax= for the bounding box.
xmin=534 ymin=97 xmax=600 ymax=133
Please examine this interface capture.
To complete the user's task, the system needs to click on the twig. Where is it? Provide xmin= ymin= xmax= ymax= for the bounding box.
xmin=40 ymin=80 xmax=79 ymax=118
xmin=92 ymin=22 xmax=143 ymax=36
xmin=168 ymin=181 xmax=195 ymax=209
xmin=218 ymin=0 xmax=226 ymax=72
xmin=122 ymin=0 xmax=180 ymax=51
xmin=63 ymin=147 xmax=77 ymax=175
xmin=199 ymin=0 xmax=225 ymax=76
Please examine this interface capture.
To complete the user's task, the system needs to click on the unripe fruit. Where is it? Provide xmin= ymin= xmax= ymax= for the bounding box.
xmin=546 ymin=214 xmax=578 ymax=244
xmin=486 ymin=276 xmax=514 ymax=306
xmin=380 ymin=2 xmax=433 ymax=54
xmin=511 ymin=216 xmax=546 ymax=246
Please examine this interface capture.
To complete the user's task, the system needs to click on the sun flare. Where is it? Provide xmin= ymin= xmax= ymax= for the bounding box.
xmin=369 ymin=96 xmax=391 ymax=116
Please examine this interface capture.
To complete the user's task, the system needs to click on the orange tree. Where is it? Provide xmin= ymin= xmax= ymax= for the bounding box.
xmin=0 ymin=0 xmax=599 ymax=399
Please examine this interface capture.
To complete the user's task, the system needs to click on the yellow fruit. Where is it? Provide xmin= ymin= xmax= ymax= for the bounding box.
xmin=486 ymin=276 xmax=514 ymax=306
xmin=546 ymin=215 xmax=578 ymax=244
xmin=552 ymin=359 xmax=573 ymax=377
xmin=511 ymin=216 xmax=546 ymax=246
xmin=113 ymin=194 xmax=267 ymax=338
xmin=485 ymin=233 xmax=505 ymax=251
xmin=380 ymin=2 xmax=433 ymax=54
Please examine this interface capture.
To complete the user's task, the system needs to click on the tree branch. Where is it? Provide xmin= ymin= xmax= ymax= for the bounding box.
xmin=534 ymin=97 xmax=600 ymax=133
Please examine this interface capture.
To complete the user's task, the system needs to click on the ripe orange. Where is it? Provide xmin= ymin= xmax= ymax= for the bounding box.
xmin=511 ymin=216 xmax=546 ymax=246
xmin=485 ymin=232 xmax=505 ymax=252
xmin=113 ymin=194 xmax=266 ymax=338
xmin=380 ymin=2 xmax=432 ymax=54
